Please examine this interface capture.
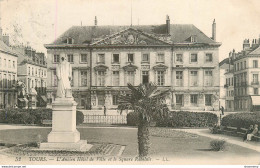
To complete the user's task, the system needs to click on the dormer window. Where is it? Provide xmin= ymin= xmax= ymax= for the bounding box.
xmin=66 ymin=37 xmax=74 ymax=44
xmin=190 ymin=35 xmax=197 ymax=43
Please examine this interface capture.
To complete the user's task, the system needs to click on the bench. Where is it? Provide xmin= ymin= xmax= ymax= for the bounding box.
xmin=42 ymin=120 xmax=52 ymax=126
xmin=221 ymin=126 xmax=260 ymax=142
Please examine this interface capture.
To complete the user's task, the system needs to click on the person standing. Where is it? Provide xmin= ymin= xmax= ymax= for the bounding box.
xmin=104 ymin=105 xmax=106 ymax=116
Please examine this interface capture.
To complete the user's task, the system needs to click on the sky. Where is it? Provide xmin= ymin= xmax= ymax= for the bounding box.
xmin=1 ymin=0 xmax=260 ymax=62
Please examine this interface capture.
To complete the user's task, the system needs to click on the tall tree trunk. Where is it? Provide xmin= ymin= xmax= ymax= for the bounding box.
xmin=138 ymin=113 xmax=149 ymax=157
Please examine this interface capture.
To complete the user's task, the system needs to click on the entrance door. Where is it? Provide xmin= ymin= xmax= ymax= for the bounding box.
xmin=142 ymin=71 xmax=149 ymax=84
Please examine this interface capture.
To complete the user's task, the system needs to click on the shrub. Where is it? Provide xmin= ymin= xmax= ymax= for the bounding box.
xmin=210 ymin=125 xmax=221 ymax=134
xmin=156 ymin=111 xmax=218 ymax=127
xmin=126 ymin=112 xmax=139 ymax=126
xmin=126 ymin=111 xmax=218 ymax=127
xmin=210 ymin=139 xmax=226 ymax=151
xmin=221 ymin=112 xmax=260 ymax=129
xmin=76 ymin=111 xmax=84 ymax=125
xmin=0 ymin=108 xmax=84 ymax=126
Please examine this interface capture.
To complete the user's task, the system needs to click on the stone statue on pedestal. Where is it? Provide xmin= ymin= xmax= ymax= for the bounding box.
xmin=56 ymin=56 xmax=72 ymax=98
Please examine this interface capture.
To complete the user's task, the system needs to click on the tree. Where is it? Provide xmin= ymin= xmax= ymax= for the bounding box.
xmin=118 ymin=82 xmax=170 ymax=157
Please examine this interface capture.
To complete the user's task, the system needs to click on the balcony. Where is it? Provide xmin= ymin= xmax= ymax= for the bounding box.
xmin=251 ymin=81 xmax=259 ymax=85
xmin=241 ymin=82 xmax=247 ymax=86
xmin=224 ymin=84 xmax=228 ymax=88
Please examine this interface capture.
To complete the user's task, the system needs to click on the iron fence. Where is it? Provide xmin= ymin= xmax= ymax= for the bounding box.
xmin=84 ymin=115 xmax=127 ymax=124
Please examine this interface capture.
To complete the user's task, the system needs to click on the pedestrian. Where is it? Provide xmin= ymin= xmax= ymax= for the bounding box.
xmin=104 ymin=105 xmax=106 ymax=116
xmin=247 ymin=124 xmax=258 ymax=141
xmin=243 ymin=125 xmax=253 ymax=141
xmin=221 ymin=106 xmax=224 ymax=115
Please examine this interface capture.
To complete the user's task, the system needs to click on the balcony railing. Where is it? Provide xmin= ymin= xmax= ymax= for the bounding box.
xmin=251 ymin=81 xmax=259 ymax=85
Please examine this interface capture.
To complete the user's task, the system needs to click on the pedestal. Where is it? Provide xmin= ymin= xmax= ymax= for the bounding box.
xmin=40 ymin=98 xmax=92 ymax=151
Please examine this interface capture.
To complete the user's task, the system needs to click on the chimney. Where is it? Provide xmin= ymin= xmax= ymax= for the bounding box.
xmin=252 ymin=39 xmax=258 ymax=48
xmin=166 ymin=15 xmax=170 ymax=35
xmin=94 ymin=16 xmax=97 ymax=26
xmin=212 ymin=19 xmax=216 ymax=41
xmin=243 ymin=39 xmax=250 ymax=50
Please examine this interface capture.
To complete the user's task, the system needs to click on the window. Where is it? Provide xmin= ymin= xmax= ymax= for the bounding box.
xmin=71 ymin=71 xmax=74 ymax=86
xmin=67 ymin=38 xmax=73 ymax=44
xmin=190 ymin=54 xmax=198 ymax=62
xmin=0 ymin=73 xmax=2 ymax=88
xmin=67 ymin=54 xmax=74 ymax=63
xmin=253 ymin=60 xmax=258 ymax=68
xmin=53 ymin=70 xmax=57 ymax=86
xmin=142 ymin=71 xmax=149 ymax=84
xmin=112 ymin=54 xmax=120 ymax=63
xmin=53 ymin=54 xmax=60 ymax=63
xmin=97 ymin=54 xmax=105 ymax=63
xmin=157 ymin=53 xmax=164 ymax=63
xmin=97 ymin=71 xmax=105 ymax=86
xmin=190 ymin=71 xmax=198 ymax=86
xmin=81 ymin=71 xmax=87 ymax=86
xmin=8 ymin=74 xmax=11 ymax=87
xmin=4 ymin=59 xmax=6 ymax=67
xmin=190 ymin=94 xmax=198 ymax=104
xmin=112 ymin=71 xmax=120 ymax=86
xmin=204 ymin=70 xmax=213 ymax=86
xmin=240 ymin=62 xmax=243 ymax=70
xmin=112 ymin=95 xmax=118 ymax=105
xmin=157 ymin=71 xmax=165 ymax=86
xmin=142 ymin=53 xmax=149 ymax=62
xmin=205 ymin=53 xmax=213 ymax=62
xmin=176 ymin=71 xmax=183 ymax=86
xmin=254 ymin=88 xmax=258 ymax=95
xmin=97 ymin=93 xmax=105 ymax=106
xmin=127 ymin=71 xmax=134 ymax=85
xmin=81 ymin=54 xmax=87 ymax=63
xmin=244 ymin=61 xmax=246 ymax=69
xmin=253 ymin=74 xmax=259 ymax=84
xmin=176 ymin=94 xmax=183 ymax=106
xmin=176 ymin=54 xmax=183 ymax=62
xmin=32 ymin=67 xmax=34 ymax=76
xmin=128 ymin=54 xmax=134 ymax=63
xmin=3 ymin=74 xmax=6 ymax=88
xmin=205 ymin=95 xmax=212 ymax=106
xmin=191 ymin=35 xmax=197 ymax=42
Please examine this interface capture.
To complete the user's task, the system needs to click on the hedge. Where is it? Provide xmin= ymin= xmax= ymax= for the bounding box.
xmin=126 ymin=111 xmax=218 ymax=127
xmin=221 ymin=112 xmax=260 ymax=129
xmin=0 ymin=108 xmax=84 ymax=125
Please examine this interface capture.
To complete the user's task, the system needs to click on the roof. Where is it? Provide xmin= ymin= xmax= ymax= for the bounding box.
xmin=248 ymin=45 xmax=260 ymax=55
xmin=50 ymin=24 xmax=218 ymax=45
xmin=0 ymin=40 xmax=18 ymax=56
xmin=219 ymin=58 xmax=232 ymax=67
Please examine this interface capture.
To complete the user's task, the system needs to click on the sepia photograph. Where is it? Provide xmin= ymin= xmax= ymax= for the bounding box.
xmin=0 ymin=0 xmax=260 ymax=167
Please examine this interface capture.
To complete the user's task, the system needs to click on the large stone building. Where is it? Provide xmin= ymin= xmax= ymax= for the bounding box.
xmin=0 ymin=30 xmax=18 ymax=109
xmin=45 ymin=16 xmax=221 ymax=110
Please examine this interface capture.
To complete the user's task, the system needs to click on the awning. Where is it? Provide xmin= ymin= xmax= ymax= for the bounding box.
xmin=251 ymin=96 xmax=260 ymax=106
xmin=41 ymin=96 xmax=47 ymax=102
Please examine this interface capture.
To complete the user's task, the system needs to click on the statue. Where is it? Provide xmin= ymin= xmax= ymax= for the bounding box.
xmin=56 ymin=56 xmax=72 ymax=98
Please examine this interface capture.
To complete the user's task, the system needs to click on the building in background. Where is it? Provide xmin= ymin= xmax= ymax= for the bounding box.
xmin=45 ymin=16 xmax=221 ymax=110
xmin=233 ymin=37 xmax=260 ymax=111
xmin=219 ymin=52 xmax=234 ymax=112
xmin=0 ymin=29 xmax=18 ymax=109
xmin=13 ymin=45 xmax=47 ymax=108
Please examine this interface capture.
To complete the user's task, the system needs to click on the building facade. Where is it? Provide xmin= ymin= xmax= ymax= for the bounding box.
xmin=0 ymin=33 xmax=18 ymax=109
xmin=14 ymin=45 xmax=48 ymax=108
xmin=45 ymin=17 xmax=221 ymax=110
xmin=232 ymin=38 xmax=260 ymax=111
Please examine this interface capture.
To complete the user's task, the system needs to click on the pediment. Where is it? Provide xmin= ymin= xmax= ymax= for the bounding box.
xmin=153 ymin=64 xmax=168 ymax=71
xmin=122 ymin=64 xmax=138 ymax=71
xmin=91 ymin=28 xmax=170 ymax=46
xmin=94 ymin=65 xmax=108 ymax=71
